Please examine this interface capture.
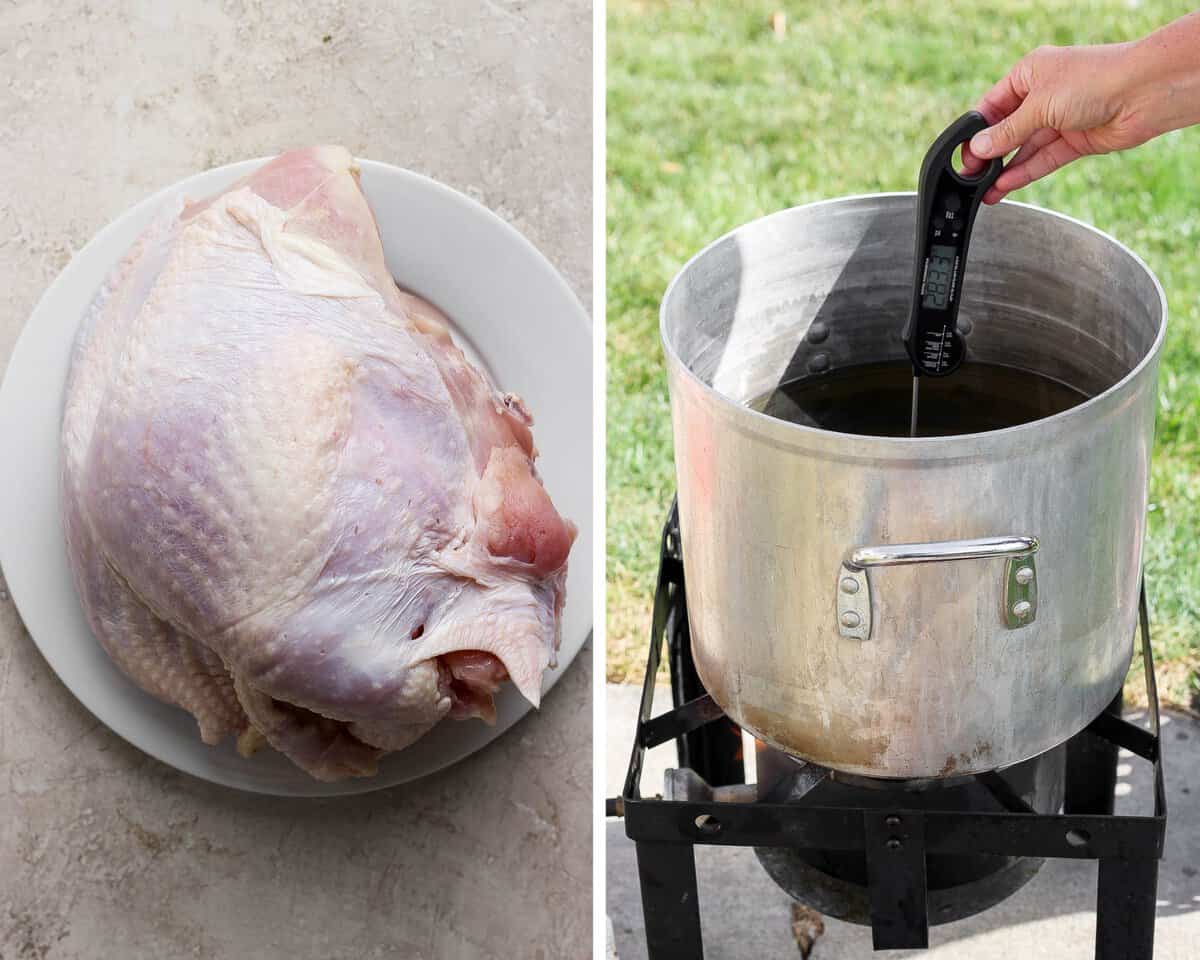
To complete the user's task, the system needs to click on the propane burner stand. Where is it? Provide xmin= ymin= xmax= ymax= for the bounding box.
xmin=607 ymin=504 xmax=1167 ymax=958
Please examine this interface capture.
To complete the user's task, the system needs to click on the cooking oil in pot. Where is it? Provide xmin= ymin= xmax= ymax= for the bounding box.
xmin=751 ymin=361 xmax=1087 ymax=437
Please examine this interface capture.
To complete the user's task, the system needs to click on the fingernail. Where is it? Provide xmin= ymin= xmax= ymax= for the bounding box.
xmin=971 ymin=131 xmax=993 ymax=155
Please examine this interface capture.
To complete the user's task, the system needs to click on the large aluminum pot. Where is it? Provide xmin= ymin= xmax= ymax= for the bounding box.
xmin=661 ymin=194 xmax=1165 ymax=779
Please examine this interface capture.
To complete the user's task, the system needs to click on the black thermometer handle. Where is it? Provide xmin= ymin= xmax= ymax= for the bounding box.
xmin=902 ymin=111 xmax=1004 ymax=377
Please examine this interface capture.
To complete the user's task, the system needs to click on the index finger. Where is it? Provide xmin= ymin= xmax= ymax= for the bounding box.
xmin=960 ymin=141 xmax=986 ymax=174
xmin=975 ymin=61 xmax=1031 ymax=126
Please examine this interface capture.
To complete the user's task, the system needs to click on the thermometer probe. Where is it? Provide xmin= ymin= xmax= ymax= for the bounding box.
xmin=903 ymin=111 xmax=1004 ymax=435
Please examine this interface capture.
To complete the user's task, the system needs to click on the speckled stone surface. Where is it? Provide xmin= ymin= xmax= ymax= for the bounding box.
xmin=0 ymin=3 xmax=591 ymax=957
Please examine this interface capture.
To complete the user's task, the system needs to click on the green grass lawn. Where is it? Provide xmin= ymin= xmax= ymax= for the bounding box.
xmin=606 ymin=0 xmax=1200 ymax=702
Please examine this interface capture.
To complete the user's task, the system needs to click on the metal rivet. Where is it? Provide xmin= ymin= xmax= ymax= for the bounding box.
xmin=840 ymin=611 xmax=861 ymax=628
xmin=956 ymin=317 xmax=973 ymax=337
xmin=806 ymin=321 xmax=830 ymax=344
xmin=1012 ymin=600 xmax=1032 ymax=620
xmin=839 ymin=577 xmax=860 ymax=595
xmin=886 ymin=837 xmax=903 ymax=851
xmin=885 ymin=815 xmax=902 ymax=827
xmin=1015 ymin=566 xmax=1034 ymax=585
xmin=807 ymin=352 xmax=830 ymax=374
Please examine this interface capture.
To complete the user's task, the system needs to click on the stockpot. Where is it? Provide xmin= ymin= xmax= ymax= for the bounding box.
xmin=661 ymin=194 xmax=1166 ymax=778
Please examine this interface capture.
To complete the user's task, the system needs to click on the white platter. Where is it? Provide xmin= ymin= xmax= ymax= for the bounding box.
xmin=0 ymin=157 xmax=592 ymax=796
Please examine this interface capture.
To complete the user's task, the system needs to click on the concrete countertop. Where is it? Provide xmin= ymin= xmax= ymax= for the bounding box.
xmin=0 ymin=3 xmax=591 ymax=958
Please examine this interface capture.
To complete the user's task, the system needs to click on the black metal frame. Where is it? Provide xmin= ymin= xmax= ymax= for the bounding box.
xmin=609 ymin=505 xmax=1167 ymax=959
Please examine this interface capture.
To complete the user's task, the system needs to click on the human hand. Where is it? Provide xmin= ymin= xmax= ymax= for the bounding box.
xmin=961 ymin=43 xmax=1155 ymax=203
xmin=961 ymin=13 xmax=1200 ymax=203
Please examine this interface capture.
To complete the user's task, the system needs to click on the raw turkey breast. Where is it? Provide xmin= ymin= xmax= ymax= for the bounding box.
xmin=61 ymin=146 xmax=575 ymax=781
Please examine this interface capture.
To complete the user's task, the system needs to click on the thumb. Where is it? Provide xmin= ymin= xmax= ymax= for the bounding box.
xmin=970 ymin=100 xmax=1044 ymax=158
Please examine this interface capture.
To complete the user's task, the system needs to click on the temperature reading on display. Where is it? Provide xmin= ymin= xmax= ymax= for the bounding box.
xmin=923 ymin=243 xmax=957 ymax=310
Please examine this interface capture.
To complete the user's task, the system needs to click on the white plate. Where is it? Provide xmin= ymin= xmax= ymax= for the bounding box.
xmin=0 ymin=158 xmax=592 ymax=796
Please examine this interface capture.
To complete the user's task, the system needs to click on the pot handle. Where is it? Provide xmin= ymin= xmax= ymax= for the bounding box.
xmin=837 ymin=536 xmax=1039 ymax=640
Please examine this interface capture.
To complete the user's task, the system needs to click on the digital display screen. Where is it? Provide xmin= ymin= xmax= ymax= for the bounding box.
xmin=922 ymin=243 xmax=957 ymax=310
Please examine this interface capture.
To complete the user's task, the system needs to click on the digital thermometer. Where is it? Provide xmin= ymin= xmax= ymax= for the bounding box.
xmin=903 ymin=111 xmax=1004 ymax=433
